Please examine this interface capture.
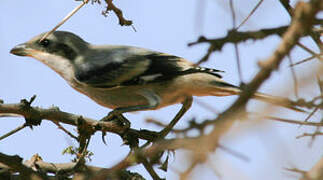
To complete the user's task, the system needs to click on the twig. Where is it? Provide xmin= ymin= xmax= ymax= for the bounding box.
xmin=296 ymin=132 xmax=323 ymax=139
xmin=189 ymin=18 xmax=321 ymax=65
xmin=74 ymin=137 xmax=91 ymax=171
xmin=40 ymin=0 xmax=89 ymax=42
xmin=236 ymin=0 xmax=264 ymax=29
xmin=229 ymin=0 xmax=237 ymax=28
xmin=297 ymin=42 xmax=320 ymax=58
xmin=189 ymin=25 xmax=288 ymax=48
xmin=285 ymin=167 xmax=307 ymax=175
xmin=52 ymin=121 xmax=78 ymax=141
xmin=265 ymin=116 xmax=323 ymax=126
xmin=304 ymin=107 xmax=319 ymax=123
xmin=293 ymin=96 xmax=323 ymax=109
xmin=287 ymin=55 xmax=299 ymax=98
xmin=140 ymin=156 xmax=162 ymax=180
xmin=311 ymin=76 xmax=323 ymax=143
xmin=289 ymin=55 xmax=318 ymax=67
xmin=189 ymin=25 xmax=295 ymax=64
xmin=217 ymin=144 xmax=250 ymax=162
xmin=279 ymin=0 xmax=294 ymax=16
xmin=317 ymin=75 xmax=323 ymax=94
xmin=234 ymin=43 xmax=243 ymax=83
xmin=0 ymin=123 xmax=27 ymax=141
xmin=229 ymin=0 xmax=244 ymax=83
xmin=103 ymin=0 xmax=132 ymax=26
xmin=146 ymin=118 xmax=213 ymax=134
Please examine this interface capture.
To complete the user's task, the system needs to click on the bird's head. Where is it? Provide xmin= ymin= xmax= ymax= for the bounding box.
xmin=10 ymin=31 xmax=89 ymax=82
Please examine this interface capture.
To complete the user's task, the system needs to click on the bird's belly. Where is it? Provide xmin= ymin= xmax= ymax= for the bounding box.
xmin=74 ymin=84 xmax=187 ymax=110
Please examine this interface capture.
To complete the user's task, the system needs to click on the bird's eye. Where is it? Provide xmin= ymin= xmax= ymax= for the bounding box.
xmin=39 ymin=39 xmax=50 ymax=47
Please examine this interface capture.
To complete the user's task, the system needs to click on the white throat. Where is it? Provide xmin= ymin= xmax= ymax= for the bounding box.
xmin=31 ymin=52 xmax=76 ymax=83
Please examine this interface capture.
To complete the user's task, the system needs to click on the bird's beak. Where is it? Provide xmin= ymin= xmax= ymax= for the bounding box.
xmin=10 ymin=43 xmax=30 ymax=56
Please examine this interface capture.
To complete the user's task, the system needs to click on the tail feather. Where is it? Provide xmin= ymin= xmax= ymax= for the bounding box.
xmin=252 ymin=92 xmax=305 ymax=112
xmin=210 ymin=80 xmax=304 ymax=112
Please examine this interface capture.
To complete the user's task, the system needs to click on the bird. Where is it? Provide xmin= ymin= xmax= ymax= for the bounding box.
xmin=10 ymin=31 xmax=301 ymax=138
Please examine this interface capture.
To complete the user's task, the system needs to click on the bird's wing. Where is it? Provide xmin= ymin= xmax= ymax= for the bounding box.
xmin=121 ymin=53 xmax=224 ymax=86
xmin=74 ymin=46 xmax=224 ymax=88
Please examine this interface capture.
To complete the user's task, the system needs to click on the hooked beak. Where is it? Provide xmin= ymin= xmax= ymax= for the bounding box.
xmin=10 ymin=43 xmax=30 ymax=56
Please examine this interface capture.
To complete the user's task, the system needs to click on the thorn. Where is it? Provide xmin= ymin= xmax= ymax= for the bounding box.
xmin=131 ymin=24 xmax=137 ymax=32
xmin=101 ymin=131 xmax=107 ymax=145
xmin=29 ymin=95 xmax=37 ymax=104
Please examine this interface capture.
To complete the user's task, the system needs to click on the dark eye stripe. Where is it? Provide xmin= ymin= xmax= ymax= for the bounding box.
xmin=39 ymin=39 xmax=50 ymax=47
xmin=45 ymin=42 xmax=77 ymax=61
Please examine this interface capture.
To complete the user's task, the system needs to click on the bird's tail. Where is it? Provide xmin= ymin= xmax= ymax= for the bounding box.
xmin=251 ymin=92 xmax=304 ymax=112
xmin=209 ymin=81 xmax=304 ymax=112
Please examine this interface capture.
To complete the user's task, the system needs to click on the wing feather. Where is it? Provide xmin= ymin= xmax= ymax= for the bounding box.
xmin=74 ymin=47 xmax=224 ymax=88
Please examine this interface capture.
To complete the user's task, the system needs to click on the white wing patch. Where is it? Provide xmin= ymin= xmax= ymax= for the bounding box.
xmin=140 ymin=74 xmax=163 ymax=82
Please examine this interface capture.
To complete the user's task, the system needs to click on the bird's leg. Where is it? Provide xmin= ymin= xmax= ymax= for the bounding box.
xmin=100 ymin=113 xmax=131 ymax=129
xmin=100 ymin=90 xmax=161 ymax=129
xmin=101 ymin=104 xmax=159 ymax=128
xmin=140 ymin=97 xmax=193 ymax=149
xmin=158 ymin=96 xmax=193 ymax=139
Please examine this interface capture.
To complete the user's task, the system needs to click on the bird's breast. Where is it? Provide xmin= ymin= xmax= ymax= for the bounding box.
xmin=69 ymin=81 xmax=187 ymax=111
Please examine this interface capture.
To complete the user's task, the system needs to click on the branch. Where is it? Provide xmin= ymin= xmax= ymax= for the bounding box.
xmin=0 ymin=101 xmax=156 ymax=142
xmin=0 ymin=153 xmax=145 ymax=180
xmin=265 ymin=116 xmax=323 ymax=127
xmin=236 ymin=0 xmax=264 ymax=29
xmin=0 ymin=123 xmax=27 ymax=141
xmin=278 ymin=0 xmax=322 ymax=51
xmin=103 ymin=0 xmax=132 ymax=26
xmin=40 ymin=0 xmax=89 ymax=42
xmin=296 ymin=132 xmax=323 ymax=139
xmin=0 ymin=153 xmax=44 ymax=179
xmin=188 ymin=20 xmax=321 ymax=64
xmin=203 ymin=0 xmax=322 ymax=166
xmin=188 ymin=26 xmax=288 ymax=57
xmin=92 ymin=134 xmax=248 ymax=179
xmin=300 ymin=156 xmax=323 ymax=180
xmin=92 ymin=136 xmax=206 ymax=180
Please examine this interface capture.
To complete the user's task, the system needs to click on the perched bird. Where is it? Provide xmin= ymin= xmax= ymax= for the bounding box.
xmin=10 ymin=31 xmax=300 ymax=137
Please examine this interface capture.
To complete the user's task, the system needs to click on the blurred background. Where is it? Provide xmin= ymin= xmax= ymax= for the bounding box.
xmin=0 ymin=0 xmax=322 ymax=179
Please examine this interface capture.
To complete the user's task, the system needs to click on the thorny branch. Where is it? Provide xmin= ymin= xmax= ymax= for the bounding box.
xmin=2 ymin=0 xmax=322 ymax=179
xmin=278 ymin=0 xmax=322 ymax=51
xmin=188 ymin=26 xmax=288 ymax=64
xmin=103 ymin=0 xmax=132 ymax=26
xmin=182 ymin=0 xmax=322 ymax=175
xmin=40 ymin=0 xmax=132 ymax=41
xmin=296 ymin=132 xmax=323 ymax=139
xmin=189 ymin=19 xmax=322 ymax=65
xmin=0 ymin=153 xmax=144 ymax=180
xmin=0 ymin=99 xmax=157 ymax=142
xmin=0 ymin=153 xmax=44 ymax=180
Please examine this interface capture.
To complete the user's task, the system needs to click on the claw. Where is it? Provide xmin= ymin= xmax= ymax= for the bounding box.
xmin=101 ymin=131 xmax=107 ymax=145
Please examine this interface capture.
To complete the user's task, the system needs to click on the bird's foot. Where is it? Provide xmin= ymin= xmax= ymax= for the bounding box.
xmin=100 ymin=111 xmax=131 ymax=129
